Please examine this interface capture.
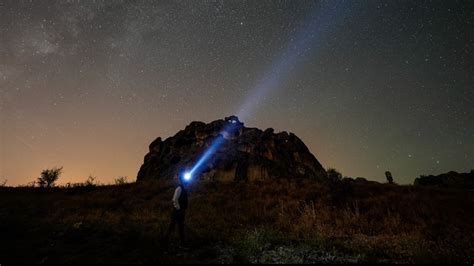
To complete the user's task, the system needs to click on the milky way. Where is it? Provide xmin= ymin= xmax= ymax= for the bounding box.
xmin=1 ymin=0 xmax=473 ymax=185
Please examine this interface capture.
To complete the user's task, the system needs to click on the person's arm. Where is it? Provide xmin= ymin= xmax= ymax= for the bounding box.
xmin=172 ymin=186 xmax=182 ymax=210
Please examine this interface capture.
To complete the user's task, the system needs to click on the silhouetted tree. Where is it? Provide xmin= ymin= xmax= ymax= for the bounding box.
xmin=37 ymin=167 xmax=62 ymax=188
xmin=0 ymin=179 xmax=7 ymax=187
xmin=385 ymin=171 xmax=394 ymax=184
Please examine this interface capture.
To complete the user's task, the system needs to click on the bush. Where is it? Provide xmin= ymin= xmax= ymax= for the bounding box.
xmin=327 ymin=168 xmax=342 ymax=183
xmin=37 ymin=167 xmax=62 ymax=188
xmin=114 ymin=176 xmax=128 ymax=185
xmin=326 ymin=168 xmax=353 ymax=205
xmin=85 ymin=175 xmax=97 ymax=187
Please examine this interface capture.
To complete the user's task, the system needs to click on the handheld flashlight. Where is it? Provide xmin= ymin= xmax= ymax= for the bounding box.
xmin=183 ymin=172 xmax=192 ymax=181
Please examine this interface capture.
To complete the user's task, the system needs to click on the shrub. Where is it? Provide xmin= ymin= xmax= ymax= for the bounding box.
xmin=325 ymin=168 xmax=354 ymax=206
xmin=85 ymin=175 xmax=97 ymax=187
xmin=114 ymin=176 xmax=128 ymax=185
xmin=37 ymin=167 xmax=62 ymax=188
xmin=327 ymin=168 xmax=342 ymax=183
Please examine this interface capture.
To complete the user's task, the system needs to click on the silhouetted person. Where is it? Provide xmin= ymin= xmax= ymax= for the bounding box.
xmin=164 ymin=174 xmax=188 ymax=248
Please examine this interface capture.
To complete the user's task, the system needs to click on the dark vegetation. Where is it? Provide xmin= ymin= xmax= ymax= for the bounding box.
xmin=1 ymin=174 xmax=473 ymax=263
xmin=414 ymin=170 xmax=474 ymax=189
xmin=36 ymin=167 xmax=62 ymax=188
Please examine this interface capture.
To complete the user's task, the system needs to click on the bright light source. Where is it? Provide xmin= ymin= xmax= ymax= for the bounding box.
xmin=184 ymin=172 xmax=192 ymax=181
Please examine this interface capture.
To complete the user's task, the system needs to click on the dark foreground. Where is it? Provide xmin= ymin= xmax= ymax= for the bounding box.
xmin=1 ymin=179 xmax=473 ymax=263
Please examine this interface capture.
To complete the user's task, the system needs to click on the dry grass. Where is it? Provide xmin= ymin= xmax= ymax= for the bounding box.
xmin=0 ymin=179 xmax=473 ymax=263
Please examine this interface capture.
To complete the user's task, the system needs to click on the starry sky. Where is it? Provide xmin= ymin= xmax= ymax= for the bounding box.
xmin=1 ymin=0 xmax=473 ymax=186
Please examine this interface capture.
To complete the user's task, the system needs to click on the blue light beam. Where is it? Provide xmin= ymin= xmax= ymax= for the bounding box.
xmin=185 ymin=1 xmax=354 ymax=179
xmin=188 ymin=121 xmax=239 ymax=177
xmin=237 ymin=1 xmax=353 ymax=121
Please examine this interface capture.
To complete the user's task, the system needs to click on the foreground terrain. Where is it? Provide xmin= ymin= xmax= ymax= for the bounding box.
xmin=1 ymin=179 xmax=473 ymax=263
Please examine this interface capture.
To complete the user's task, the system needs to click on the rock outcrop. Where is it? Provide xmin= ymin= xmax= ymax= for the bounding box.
xmin=137 ymin=116 xmax=327 ymax=182
xmin=414 ymin=170 xmax=474 ymax=189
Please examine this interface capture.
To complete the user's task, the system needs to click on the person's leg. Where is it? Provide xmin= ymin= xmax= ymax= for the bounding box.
xmin=164 ymin=210 xmax=177 ymax=244
xmin=177 ymin=211 xmax=186 ymax=246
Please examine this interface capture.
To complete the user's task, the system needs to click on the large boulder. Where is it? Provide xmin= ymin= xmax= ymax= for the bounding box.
xmin=136 ymin=116 xmax=327 ymax=182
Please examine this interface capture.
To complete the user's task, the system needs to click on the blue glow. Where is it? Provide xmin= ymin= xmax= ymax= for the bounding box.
xmin=188 ymin=121 xmax=239 ymax=177
xmin=186 ymin=2 xmax=353 ymax=180
xmin=236 ymin=1 xmax=352 ymax=121
xmin=184 ymin=172 xmax=192 ymax=181
xmin=189 ymin=136 xmax=224 ymax=175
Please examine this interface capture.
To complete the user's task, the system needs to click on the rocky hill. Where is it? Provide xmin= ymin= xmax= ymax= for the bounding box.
xmin=414 ymin=170 xmax=474 ymax=189
xmin=137 ymin=116 xmax=327 ymax=182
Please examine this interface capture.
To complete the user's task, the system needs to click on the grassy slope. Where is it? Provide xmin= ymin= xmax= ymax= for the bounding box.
xmin=0 ymin=179 xmax=473 ymax=263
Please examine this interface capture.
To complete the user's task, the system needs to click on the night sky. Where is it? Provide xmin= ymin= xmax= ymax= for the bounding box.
xmin=1 ymin=0 xmax=473 ymax=186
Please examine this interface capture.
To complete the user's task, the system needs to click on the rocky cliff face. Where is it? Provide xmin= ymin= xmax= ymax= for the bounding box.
xmin=137 ymin=116 xmax=327 ymax=182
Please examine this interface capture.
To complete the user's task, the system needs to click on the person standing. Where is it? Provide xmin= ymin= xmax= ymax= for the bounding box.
xmin=164 ymin=174 xmax=188 ymax=247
